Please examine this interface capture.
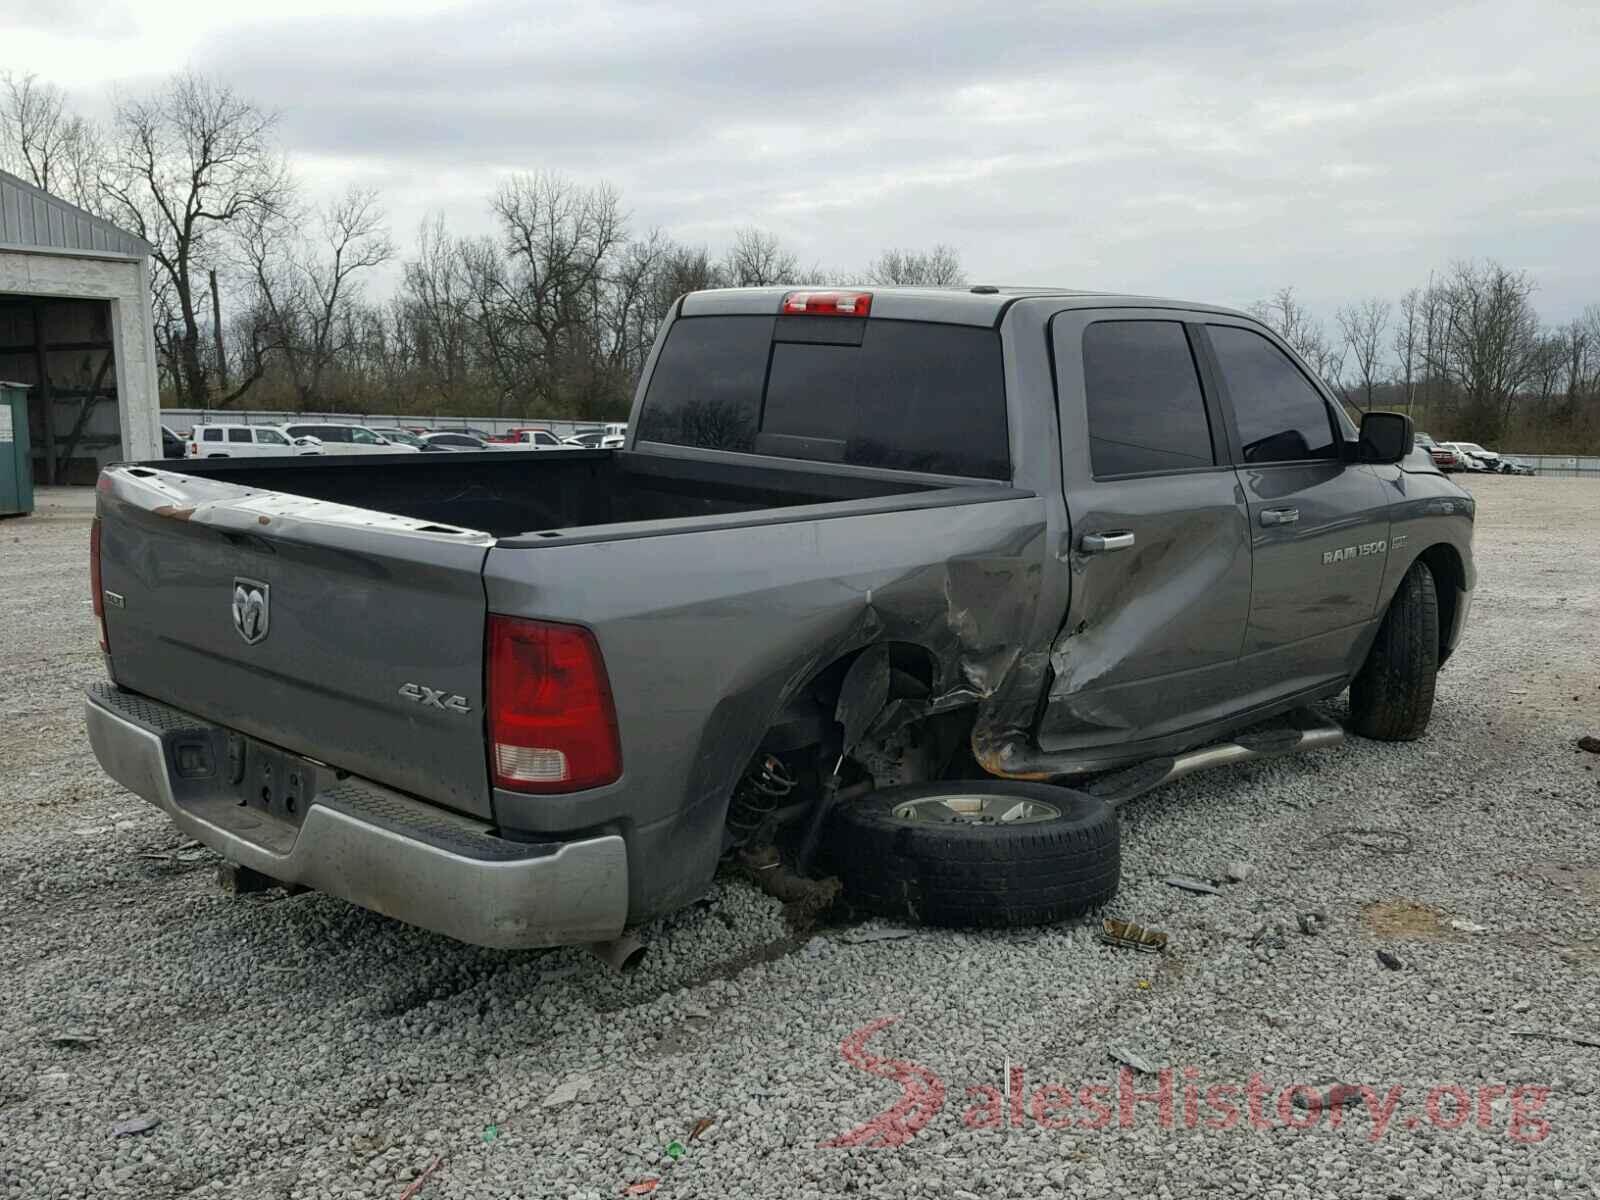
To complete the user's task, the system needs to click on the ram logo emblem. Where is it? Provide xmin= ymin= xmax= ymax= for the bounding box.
xmin=231 ymin=578 xmax=270 ymax=644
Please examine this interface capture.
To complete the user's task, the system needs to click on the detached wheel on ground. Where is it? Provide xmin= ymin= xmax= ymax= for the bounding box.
xmin=827 ymin=781 xmax=1119 ymax=928
xmin=1349 ymin=560 xmax=1440 ymax=741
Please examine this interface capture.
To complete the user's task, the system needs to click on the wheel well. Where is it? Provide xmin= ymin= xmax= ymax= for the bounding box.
xmin=761 ymin=641 xmax=941 ymax=754
xmin=1416 ymin=543 xmax=1463 ymax=665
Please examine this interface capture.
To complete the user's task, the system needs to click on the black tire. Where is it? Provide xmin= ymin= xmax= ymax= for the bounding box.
xmin=1349 ymin=560 xmax=1439 ymax=741
xmin=826 ymin=781 xmax=1120 ymax=928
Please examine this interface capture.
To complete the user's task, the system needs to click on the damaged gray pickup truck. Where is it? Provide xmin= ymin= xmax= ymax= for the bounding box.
xmin=86 ymin=286 xmax=1474 ymax=961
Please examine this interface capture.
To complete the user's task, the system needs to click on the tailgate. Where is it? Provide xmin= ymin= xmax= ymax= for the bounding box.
xmin=97 ymin=466 xmax=497 ymax=818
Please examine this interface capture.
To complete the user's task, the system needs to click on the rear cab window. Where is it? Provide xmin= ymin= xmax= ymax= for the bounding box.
xmin=1081 ymin=320 xmax=1215 ymax=477
xmin=636 ymin=314 xmax=1010 ymax=479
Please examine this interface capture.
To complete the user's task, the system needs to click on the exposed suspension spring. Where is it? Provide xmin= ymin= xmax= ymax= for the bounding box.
xmin=726 ymin=754 xmax=798 ymax=841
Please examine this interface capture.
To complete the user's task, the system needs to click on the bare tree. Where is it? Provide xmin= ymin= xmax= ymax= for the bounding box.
xmin=1336 ymin=297 xmax=1391 ymax=410
xmin=1426 ymin=260 xmax=1541 ymax=442
xmin=865 ymin=245 xmax=965 ymax=286
xmin=242 ymin=186 xmax=395 ymax=407
xmin=722 ymin=227 xmax=801 ymax=287
xmin=100 ymin=72 xmax=290 ymax=405
xmin=402 ymin=214 xmax=474 ymax=407
xmin=488 ymin=171 xmax=626 ymax=414
xmin=1392 ymin=288 xmax=1426 ymax=416
xmin=1249 ymin=286 xmax=1345 ymax=390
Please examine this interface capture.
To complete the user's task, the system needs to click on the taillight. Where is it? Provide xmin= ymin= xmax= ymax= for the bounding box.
xmin=90 ymin=517 xmax=108 ymax=652
xmin=780 ymin=290 xmax=872 ymax=317
xmin=487 ymin=615 xmax=621 ymax=793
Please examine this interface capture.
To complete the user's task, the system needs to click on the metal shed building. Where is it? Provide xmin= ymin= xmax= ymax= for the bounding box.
xmin=0 ymin=169 xmax=161 ymax=484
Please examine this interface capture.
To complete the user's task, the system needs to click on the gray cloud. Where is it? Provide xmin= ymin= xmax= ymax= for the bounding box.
xmin=148 ymin=0 xmax=1600 ymax=318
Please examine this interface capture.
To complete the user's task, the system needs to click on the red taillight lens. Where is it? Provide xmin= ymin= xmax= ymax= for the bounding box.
xmin=90 ymin=516 xmax=108 ymax=652
xmin=780 ymin=290 xmax=872 ymax=317
xmin=487 ymin=615 xmax=621 ymax=793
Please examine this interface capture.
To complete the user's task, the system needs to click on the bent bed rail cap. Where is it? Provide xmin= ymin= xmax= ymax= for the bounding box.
xmin=678 ymin=285 xmax=1257 ymax=327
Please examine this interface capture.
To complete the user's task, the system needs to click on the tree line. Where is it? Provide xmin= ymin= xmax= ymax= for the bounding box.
xmin=1249 ymin=269 xmax=1600 ymax=451
xmin=4 ymin=68 xmax=1598 ymax=448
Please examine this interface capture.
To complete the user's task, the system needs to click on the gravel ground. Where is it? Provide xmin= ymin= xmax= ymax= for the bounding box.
xmin=2 ymin=476 xmax=1599 ymax=1200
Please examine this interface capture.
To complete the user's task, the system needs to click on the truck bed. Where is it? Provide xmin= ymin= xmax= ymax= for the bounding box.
xmin=163 ymin=448 xmax=941 ymax=539
xmin=97 ymin=447 xmax=1024 ymax=825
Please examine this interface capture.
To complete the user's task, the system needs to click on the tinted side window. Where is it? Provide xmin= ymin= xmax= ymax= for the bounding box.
xmin=1081 ymin=321 xmax=1213 ymax=476
xmin=227 ymin=428 xmax=251 ymax=443
xmin=256 ymin=429 xmax=287 ymax=445
xmin=202 ymin=428 xmax=222 ymax=442
xmin=350 ymin=427 xmax=384 ymax=445
xmin=635 ymin=316 xmax=772 ymax=452
xmin=1208 ymin=325 xmax=1337 ymax=463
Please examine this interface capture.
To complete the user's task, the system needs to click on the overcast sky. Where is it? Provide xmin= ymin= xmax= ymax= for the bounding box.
xmin=9 ymin=0 xmax=1600 ymax=320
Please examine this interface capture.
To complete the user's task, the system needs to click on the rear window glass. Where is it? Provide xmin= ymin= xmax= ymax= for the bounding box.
xmin=637 ymin=315 xmax=1009 ymax=479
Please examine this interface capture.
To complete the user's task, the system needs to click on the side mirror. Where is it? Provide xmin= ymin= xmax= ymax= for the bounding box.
xmin=1357 ymin=412 xmax=1413 ymax=464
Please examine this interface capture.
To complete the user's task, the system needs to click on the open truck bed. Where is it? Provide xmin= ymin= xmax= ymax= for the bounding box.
xmin=159 ymin=447 xmax=951 ymax=541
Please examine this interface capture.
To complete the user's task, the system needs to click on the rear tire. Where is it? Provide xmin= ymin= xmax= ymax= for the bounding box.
xmin=827 ymin=781 xmax=1120 ymax=928
xmin=1349 ymin=560 xmax=1439 ymax=741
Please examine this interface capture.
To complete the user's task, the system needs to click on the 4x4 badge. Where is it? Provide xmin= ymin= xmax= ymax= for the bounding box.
xmin=231 ymin=578 xmax=270 ymax=644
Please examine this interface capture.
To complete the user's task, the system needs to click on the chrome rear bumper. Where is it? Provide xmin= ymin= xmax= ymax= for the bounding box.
xmin=84 ymin=683 xmax=628 ymax=948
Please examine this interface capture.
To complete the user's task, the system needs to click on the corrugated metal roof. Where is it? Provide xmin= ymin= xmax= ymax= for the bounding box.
xmin=0 ymin=169 xmax=150 ymax=258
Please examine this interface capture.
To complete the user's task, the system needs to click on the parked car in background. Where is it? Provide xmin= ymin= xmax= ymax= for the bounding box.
xmin=418 ymin=432 xmax=501 ymax=451
xmin=1429 ymin=442 xmax=1464 ymax=471
xmin=278 ymin=423 xmax=420 ymax=455
xmin=187 ymin=424 xmax=323 ymax=458
xmin=563 ymin=430 xmax=626 ymax=449
xmin=1500 ymin=457 xmax=1537 ymax=476
xmin=161 ymin=425 xmax=186 ymax=459
xmin=1449 ymin=441 xmax=1500 ymax=466
xmin=368 ymin=427 xmax=451 ymax=452
xmin=1440 ymin=441 xmax=1498 ymax=472
xmin=489 ymin=428 xmax=567 ymax=449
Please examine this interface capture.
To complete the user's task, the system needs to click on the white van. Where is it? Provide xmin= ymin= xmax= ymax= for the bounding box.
xmin=278 ymin=422 xmax=421 ymax=455
xmin=188 ymin=424 xmax=323 ymax=458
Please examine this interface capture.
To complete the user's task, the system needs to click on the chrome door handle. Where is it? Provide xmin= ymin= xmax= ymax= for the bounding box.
xmin=1260 ymin=507 xmax=1300 ymax=526
xmin=1080 ymin=531 xmax=1135 ymax=553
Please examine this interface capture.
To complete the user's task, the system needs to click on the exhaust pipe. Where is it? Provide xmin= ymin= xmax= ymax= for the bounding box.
xmin=586 ymin=932 xmax=646 ymax=973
